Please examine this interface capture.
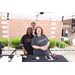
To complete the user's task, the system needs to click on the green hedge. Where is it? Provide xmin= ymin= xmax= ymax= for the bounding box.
xmin=10 ymin=37 xmax=21 ymax=47
xmin=49 ymin=39 xmax=56 ymax=48
xmin=56 ymin=41 xmax=66 ymax=48
xmin=64 ymin=40 xmax=68 ymax=44
xmin=0 ymin=38 xmax=8 ymax=46
xmin=0 ymin=37 xmax=67 ymax=48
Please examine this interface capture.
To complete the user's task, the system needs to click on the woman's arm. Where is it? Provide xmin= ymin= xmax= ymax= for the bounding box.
xmin=45 ymin=41 xmax=50 ymax=48
xmin=22 ymin=46 xmax=26 ymax=51
xmin=22 ymin=46 xmax=28 ymax=55
xmin=32 ymin=45 xmax=47 ymax=50
xmin=32 ymin=41 xmax=50 ymax=51
xmin=20 ymin=35 xmax=28 ymax=55
xmin=32 ymin=45 xmax=41 ymax=49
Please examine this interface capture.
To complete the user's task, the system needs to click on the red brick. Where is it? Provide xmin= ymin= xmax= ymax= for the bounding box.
xmin=0 ymin=16 xmax=61 ymax=41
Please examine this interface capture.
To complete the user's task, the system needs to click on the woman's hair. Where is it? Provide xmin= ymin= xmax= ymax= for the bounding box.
xmin=35 ymin=26 xmax=43 ymax=35
xmin=26 ymin=27 xmax=33 ymax=36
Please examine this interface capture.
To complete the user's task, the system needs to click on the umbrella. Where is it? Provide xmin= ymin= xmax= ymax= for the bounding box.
xmin=0 ymin=12 xmax=75 ymax=54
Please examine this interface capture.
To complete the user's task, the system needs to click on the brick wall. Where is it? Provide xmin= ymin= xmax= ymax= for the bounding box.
xmin=0 ymin=16 xmax=62 ymax=41
xmin=0 ymin=16 xmax=1 ymax=38
xmin=63 ymin=19 xmax=72 ymax=29
xmin=0 ymin=16 xmax=7 ymax=38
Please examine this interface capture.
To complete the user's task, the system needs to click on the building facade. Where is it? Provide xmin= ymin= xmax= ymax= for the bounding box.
xmin=62 ymin=18 xmax=75 ymax=37
xmin=0 ymin=16 xmax=62 ymax=41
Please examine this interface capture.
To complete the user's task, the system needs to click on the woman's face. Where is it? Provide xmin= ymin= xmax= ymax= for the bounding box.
xmin=28 ymin=29 xmax=32 ymax=35
xmin=37 ymin=28 xmax=41 ymax=34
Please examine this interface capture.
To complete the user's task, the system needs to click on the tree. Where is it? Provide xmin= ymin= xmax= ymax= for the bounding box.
xmin=68 ymin=27 xmax=75 ymax=45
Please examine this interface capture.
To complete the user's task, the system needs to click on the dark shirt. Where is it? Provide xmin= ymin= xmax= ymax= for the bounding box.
xmin=31 ymin=34 xmax=49 ymax=55
xmin=0 ymin=42 xmax=2 ymax=50
xmin=20 ymin=34 xmax=34 ymax=55
xmin=0 ymin=42 xmax=2 ymax=54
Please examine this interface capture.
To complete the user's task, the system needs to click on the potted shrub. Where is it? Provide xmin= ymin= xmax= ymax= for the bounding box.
xmin=64 ymin=40 xmax=68 ymax=44
xmin=48 ymin=39 xmax=56 ymax=48
xmin=10 ymin=37 xmax=21 ymax=47
xmin=56 ymin=41 xmax=66 ymax=48
xmin=0 ymin=38 xmax=8 ymax=46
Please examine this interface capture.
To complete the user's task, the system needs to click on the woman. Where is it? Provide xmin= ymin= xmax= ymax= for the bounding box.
xmin=20 ymin=27 xmax=34 ymax=55
xmin=31 ymin=26 xmax=50 ymax=55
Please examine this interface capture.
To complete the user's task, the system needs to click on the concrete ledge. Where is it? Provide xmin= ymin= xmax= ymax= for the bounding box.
xmin=2 ymin=21 xmax=7 ymax=24
xmin=51 ymin=23 xmax=56 ymax=25
xmin=51 ymin=27 xmax=55 ymax=30
xmin=2 ymin=26 xmax=7 ymax=29
xmin=2 ymin=30 xmax=7 ymax=33
xmin=51 ymin=48 xmax=75 ymax=51
xmin=2 ymin=35 xmax=8 ymax=38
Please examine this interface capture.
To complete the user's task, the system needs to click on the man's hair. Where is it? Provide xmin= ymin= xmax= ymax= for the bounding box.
xmin=31 ymin=22 xmax=36 ymax=25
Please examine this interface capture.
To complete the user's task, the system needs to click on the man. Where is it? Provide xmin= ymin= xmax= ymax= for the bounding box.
xmin=31 ymin=22 xmax=36 ymax=36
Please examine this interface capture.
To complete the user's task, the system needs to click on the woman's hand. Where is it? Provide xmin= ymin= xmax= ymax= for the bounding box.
xmin=41 ymin=46 xmax=47 ymax=51
xmin=44 ymin=45 xmax=48 ymax=50
xmin=41 ymin=41 xmax=49 ymax=51
xmin=22 ymin=46 xmax=28 ymax=55
xmin=32 ymin=45 xmax=47 ymax=51
xmin=24 ymin=50 xmax=28 ymax=55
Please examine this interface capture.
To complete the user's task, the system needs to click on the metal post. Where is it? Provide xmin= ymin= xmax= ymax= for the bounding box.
xmin=7 ymin=13 xmax=9 ymax=54
xmin=72 ymin=15 xmax=74 ymax=29
xmin=59 ymin=16 xmax=64 ymax=48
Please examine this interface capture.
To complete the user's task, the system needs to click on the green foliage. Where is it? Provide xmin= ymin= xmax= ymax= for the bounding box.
xmin=49 ymin=39 xmax=56 ymax=48
xmin=64 ymin=40 xmax=68 ymax=44
xmin=0 ymin=38 xmax=8 ymax=46
xmin=10 ymin=37 xmax=21 ymax=47
xmin=56 ymin=41 xmax=66 ymax=48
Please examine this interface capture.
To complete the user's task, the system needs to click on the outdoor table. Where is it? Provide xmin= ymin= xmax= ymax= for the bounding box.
xmin=0 ymin=55 xmax=68 ymax=62
xmin=22 ymin=55 xmax=68 ymax=62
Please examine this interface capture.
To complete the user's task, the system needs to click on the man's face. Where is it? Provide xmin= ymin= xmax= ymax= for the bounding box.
xmin=31 ymin=24 xmax=36 ymax=30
